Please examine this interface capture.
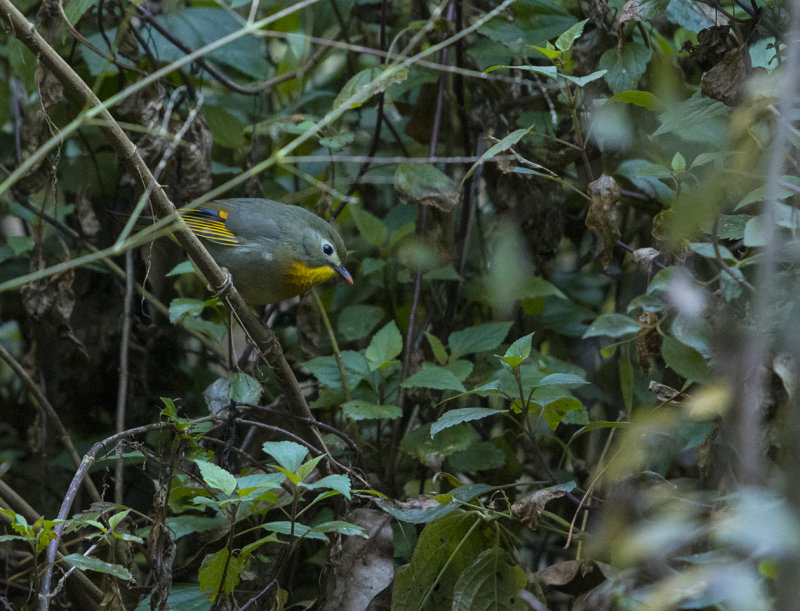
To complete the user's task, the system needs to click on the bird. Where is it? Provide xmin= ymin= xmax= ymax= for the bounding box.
xmin=180 ymin=198 xmax=352 ymax=304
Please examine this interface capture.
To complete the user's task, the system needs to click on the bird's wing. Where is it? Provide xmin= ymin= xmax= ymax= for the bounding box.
xmin=182 ymin=207 xmax=244 ymax=246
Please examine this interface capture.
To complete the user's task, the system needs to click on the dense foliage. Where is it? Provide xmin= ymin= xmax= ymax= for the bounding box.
xmin=1 ymin=0 xmax=799 ymax=609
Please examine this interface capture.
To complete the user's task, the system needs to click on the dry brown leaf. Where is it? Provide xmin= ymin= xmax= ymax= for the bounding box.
xmin=511 ymin=486 xmax=570 ymax=529
xmin=585 ymin=175 xmax=622 ymax=268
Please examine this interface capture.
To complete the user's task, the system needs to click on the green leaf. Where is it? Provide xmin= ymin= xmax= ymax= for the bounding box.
xmin=164 ymin=515 xmax=227 ymax=540
xmin=540 ymin=396 xmax=583 ymax=430
xmin=447 ymin=441 xmax=506 ymax=472
xmin=609 ymin=90 xmax=664 ymax=111
xmin=431 ymin=408 xmax=504 ymax=438
xmin=62 ymin=554 xmax=133 ymax=580
xmin=299 ymin=474 xmax=352 ymax=499
xmin=311 ymin=520 xmax=367 ymax=538
xmin=169 ymin=298 xmax=206 ymax=323
xmin=199 ymin=548 xmax=243 ymax=599
xmin=402 ymin=364 xmax=466 ymax=392
xmin=395 ymin=164 xmax=460 ymax=212
xmin=463 ymin=129 xmax=531 ymax=180
xmin=193 ymin=459 xmax=236 ymax=496
xmin=349 ymin=201 xmax=388 ymax=247
xmin=342 ymin=400 xmax=402 ymax=421
xmin=263 ymin=521 xmax=329 ymax=541
xmin=426 ymin=332 xmax=449 ymax=365
xmin=583 ymin=313 xmax=643 ymax=339
xmin=571 ymin=420 xmax=630 ymax=440
xmin=500 ymin=332 xmax=534 ymax=367
xmin=401 ymin=423 xmax=474 ymax=466
xmin=661 ymin=335 xmax=709 ymax=382
xmin=365 ymin=321 xmax=403 ymax=371
xmin=449 ymin=322 xmax=513 ymax=360
xmin=392 ymin=512 xmax=497 ymax=610
xmin=165 ymin=260 xmax=195 ymax=277
xmin=452 ymin=548 xmax=527 ymax=611
xmin=599 ymin=42 xmax=652 ymax=94
xmin=337 ymin=305 xmax=384 ymax=341
xmin=555 ymin=18 xmax=589 ymax=51
xmin=229 ymin=372 xmax=261 ymax=404
xmin=537 ymin=373 xmax=588 ymax=387
xmin=262 ymin=441 xmax=308 ymax=473
xmin=333 ymin=66 xmax=408 ymax=109
xmin=671 ymin=151 xmax=686 ymax=173
xmin=134 ymin=584 xmax=212 ymax=611
xmin=303 ymin=351 xmax=372 ymax=390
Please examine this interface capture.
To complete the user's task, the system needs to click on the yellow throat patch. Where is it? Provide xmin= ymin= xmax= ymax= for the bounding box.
xmin=286 ymin=260 xmax=337 ymax=292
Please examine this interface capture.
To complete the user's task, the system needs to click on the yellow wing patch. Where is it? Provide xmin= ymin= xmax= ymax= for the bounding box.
xmin=182 ymin=207 xmax=242 ymax=246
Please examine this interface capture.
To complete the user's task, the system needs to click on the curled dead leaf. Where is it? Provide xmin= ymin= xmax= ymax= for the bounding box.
xmin=511 ymin=486 xmax=570 ymax=529
xmin=585 ymin=175 xmax=622 ymax=268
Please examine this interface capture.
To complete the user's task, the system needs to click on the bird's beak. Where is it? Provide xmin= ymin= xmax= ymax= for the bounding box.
xmin=330 ymin=263 xmax=353 ymax=284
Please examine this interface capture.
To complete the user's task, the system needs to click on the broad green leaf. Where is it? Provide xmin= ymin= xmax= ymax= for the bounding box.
xmin=449 ymin=322 xmax=513 ymax=360
xmin=342 ymin=400 xmax=402 ymax=421
xmin=431 ymin=407 xmax=504 ymax=438
xmin=452 ymin=548 xmax=527 ymax=611
xmin=262 ymin=441 xmax=308 ymax=473
xmin=199 ymin=548 xmax=243 ymax=599
xmin=349 ymin=202 xmax=388 ymax=247
xmin=337 ymin=305 xmax=384 ymax=341
xmin=169 ymin=298 xmax=206 ymax=323
xmin=392 ymin=512 xmax=497 ymax=610
xmin=229 ymin=372 xmax=261 ymax=404
xmin=299 ymin=474 xmax=352 ymax=499
xmin=599 ymin=42 xmax=652 ymax=94
xmin=165 ymin=515 xmax=227 ymax=540
xmin=661 ymin=335 xmax=709 ymax=382
xmin=447 ymin=441 xmax=506 ymax=472
xmin=541 ymin=396 xmax=583 ymax=430
xmin=193 ymin=460 xmax=236 ymax=496
xmin=365 ymin=321 xmax=403 ymax=371
xmin=62 ymin=554 xmax=133 ymax=580
xmin=583 ymin=313 xmax=643 ymax=339
xmin=402 ymin=364 xmax=466 ymax=392
xmin=166 ymin=260 xmax=195 ymax=277
xmin=395 ymin=164 xmax=460 ymax=212
xmin=555 ymin=18 xmax=589 ymax=51
xmin=501 ymin=332 xmax=534 ymax=367
xmin=561 ymin=69 xmax=607 ymax=87
xmin=303 ymin=351 xmax=372 ymax=389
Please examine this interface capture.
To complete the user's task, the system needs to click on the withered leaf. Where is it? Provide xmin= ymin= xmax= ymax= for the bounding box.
xmin=585 ymin=175 xmax=622 ymax=268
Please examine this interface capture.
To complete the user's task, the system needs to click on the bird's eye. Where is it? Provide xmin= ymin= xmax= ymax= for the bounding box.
xmin=322 ymin=243 xmax=334 ymax=256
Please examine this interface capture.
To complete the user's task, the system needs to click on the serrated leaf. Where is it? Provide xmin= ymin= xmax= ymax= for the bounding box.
xmin=449 ymin=322 xmax=513 ymax=360
xmin=583 ymin=313 xmax=643 ymax=339
xmin=337 ymin=305 xmax=384 ymax=341
xmin=365 ymin=321 xmax=403 ymax=371
xmin=229 ymin=372 xmax=261 ymax=404
xmin=193 ymin=460 xmax=236 ymax=496
xmin=262 ymin=441 xmax=308 ymax=473
xmin=402 ymin=364 xmax=466 ymax=392
xmin=431 ymin=407 xmax=504 ymax=437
